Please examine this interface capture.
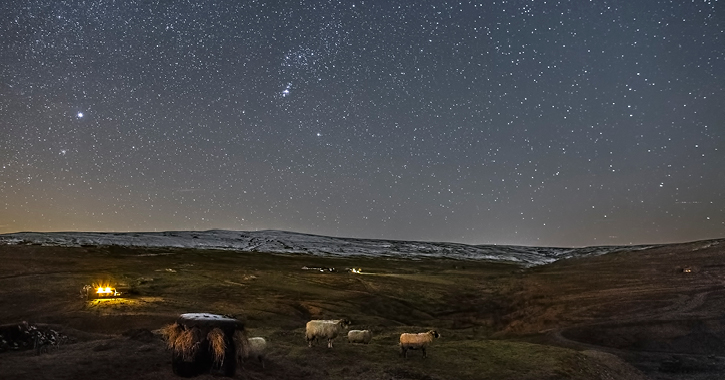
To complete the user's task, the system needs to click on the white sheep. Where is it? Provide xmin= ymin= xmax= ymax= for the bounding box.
xmin=305 ymin=319 xmax=351 ymax=348
xmin=399 ymin=330 xmax=440 ymax=358
xmin=347 ymin=329 xmax=373 ymax=344
xmin=240 ymin=337 xmax=267 ymax=368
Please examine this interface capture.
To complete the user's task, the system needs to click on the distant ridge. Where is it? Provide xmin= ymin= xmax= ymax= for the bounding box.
xmin=0 ymin=229 xmax=656 ymax=266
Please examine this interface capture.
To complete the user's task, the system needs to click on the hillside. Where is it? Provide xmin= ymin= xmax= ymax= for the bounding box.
xmin=0 ymin=229 xmax=653 ymax=266
xmin=1 ymin=235 xmax=724 ymax=379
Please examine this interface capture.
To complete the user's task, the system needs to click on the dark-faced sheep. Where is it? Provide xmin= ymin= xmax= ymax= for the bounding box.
xmin=305 ymin=319 xmax=351 ymax=348
xmin=399 ymin=330 xmax=440 ymax=358
xmin=347 ymin=329 xmax=372 ymax=344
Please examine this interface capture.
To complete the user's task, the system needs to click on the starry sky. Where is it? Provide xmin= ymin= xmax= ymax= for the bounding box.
xmin=1 ymin=0 xmax=724 ymax=247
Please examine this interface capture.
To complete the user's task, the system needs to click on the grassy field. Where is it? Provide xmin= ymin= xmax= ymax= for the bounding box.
xmin=2 ymin=240 xmax=724 ymax=379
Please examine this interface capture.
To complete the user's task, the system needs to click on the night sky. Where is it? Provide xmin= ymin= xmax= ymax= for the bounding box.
xmin=2 ymin=1 xmax=724 ymax=247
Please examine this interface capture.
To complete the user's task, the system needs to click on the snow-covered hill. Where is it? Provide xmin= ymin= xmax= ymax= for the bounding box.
xmin=0 ymin=230 xmax=653 ymax=266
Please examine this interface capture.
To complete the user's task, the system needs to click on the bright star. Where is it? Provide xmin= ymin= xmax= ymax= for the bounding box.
xmin=281 ymin=83 xmax=292 ymax=97
xmin=77 ymin=112 xmax=84 ymax=118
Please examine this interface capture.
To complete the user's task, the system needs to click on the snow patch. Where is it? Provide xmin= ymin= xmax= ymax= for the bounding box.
xmin=0 ymin=230 xmax=652 ymax=266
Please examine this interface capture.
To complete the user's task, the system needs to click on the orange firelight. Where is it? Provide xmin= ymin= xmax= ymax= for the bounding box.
xmin=95 ymin=286 xmax=118 ymax=297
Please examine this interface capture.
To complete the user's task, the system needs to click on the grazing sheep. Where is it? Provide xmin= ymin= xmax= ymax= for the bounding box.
xmin=239 ymin=337 xmax=267 ymax=368
xmin=305 ymin=319 xmax=351 ymax=348
xmin=347 ymin=329 xmax=373 ymax=344
xmin=399 ymin=330 xmax=440 ymax=358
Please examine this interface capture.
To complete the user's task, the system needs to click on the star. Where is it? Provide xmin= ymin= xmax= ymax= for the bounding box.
xmin=281 ymin=83 xmax=292 ymax=97
xmin=0 ymin=1 xmax=721 ymax=247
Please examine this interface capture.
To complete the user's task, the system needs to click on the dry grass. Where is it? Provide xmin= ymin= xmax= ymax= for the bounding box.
xmin=159 ymin=323 xmax=182 ymax=349
xmin=160 ymin=323 xmax=200 ymax=361
xmin=206 ymin=328 xmax=226 ymax=364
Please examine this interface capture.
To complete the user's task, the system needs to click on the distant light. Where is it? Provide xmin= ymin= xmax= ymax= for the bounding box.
xmin=77 ymin=112 xmax=84 ymax=118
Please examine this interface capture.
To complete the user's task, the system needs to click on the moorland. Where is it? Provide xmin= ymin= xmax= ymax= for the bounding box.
xmin=1 ymin=238 xmax=724 ymax=379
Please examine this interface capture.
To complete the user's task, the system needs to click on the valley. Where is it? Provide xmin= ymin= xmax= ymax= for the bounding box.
xmin=1 ymin=239 xmax=723 ymax=379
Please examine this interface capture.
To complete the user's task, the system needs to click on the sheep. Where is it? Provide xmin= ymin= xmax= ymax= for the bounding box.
xmin=347 ymin=329 xmax=372 ymax=344
xmin=305 ymin=319 xmax=351 ymax=348
xmin=239 ymin=337 xmax=267 ymax=368
xmin=399 ymin=330 xmax=440 ymax=358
